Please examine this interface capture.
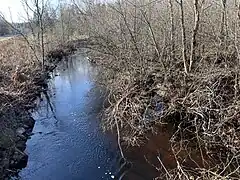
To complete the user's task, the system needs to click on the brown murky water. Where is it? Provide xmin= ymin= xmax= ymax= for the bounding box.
xmin=124 ymin=124 xmax=211 ymax=179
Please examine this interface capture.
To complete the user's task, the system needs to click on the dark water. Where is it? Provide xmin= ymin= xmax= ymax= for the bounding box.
xmin=18 ymin=54 xmax=121 ymax=180
xmin=17 ymin=53 xmax=194 ymax=180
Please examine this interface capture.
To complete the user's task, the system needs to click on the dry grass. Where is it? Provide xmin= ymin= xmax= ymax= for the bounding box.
xmin=0 ymin=37 xmax=48 ymax=178
xmin=0 ymin=37 xmax=13 ymax=42
xmin=0 ymin=37 xmax=44 ymax=109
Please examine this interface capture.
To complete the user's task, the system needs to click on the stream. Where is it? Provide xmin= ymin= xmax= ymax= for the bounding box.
xmin=18 ymin=53 xmax=122 ymax=180
xmin=12 ymin=49 xmax=213 ymax=180
xmin=14 ymin=52 xmax=169 ymax=180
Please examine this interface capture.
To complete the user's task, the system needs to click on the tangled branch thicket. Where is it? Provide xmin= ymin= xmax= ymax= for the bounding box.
xmin=71 ymin=0 xmax=240 ymax=178
xmin=0 ymin=38 xmax=43 ymax=116
xmin=0 ymin=37 xmax=47 ymax=177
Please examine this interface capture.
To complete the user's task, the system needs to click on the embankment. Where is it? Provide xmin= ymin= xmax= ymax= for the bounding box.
xmin=0 ymin=37 xmax=88 ymax=179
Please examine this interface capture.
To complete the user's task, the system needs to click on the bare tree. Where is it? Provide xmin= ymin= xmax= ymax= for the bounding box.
xmin=169 ymin=0 xmax=175 ymax=60
xmin=189 ymin=0 xmax=202 ymax=72
xmin=140 ymin=9 xmax=166 ymax=72
xmin=22 ymin=0 xmax=47 ymax=68
xmin=220 ymin=0 xmax=227 ymax=40
xmin=175 ymin=0 xmax=188 ymax=74
xmin=234 ymin=0 xmax=240 ymax=65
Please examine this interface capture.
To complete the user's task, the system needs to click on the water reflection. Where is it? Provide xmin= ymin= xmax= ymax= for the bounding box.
xmin=19 ymin=53 xmax=120 ymax=180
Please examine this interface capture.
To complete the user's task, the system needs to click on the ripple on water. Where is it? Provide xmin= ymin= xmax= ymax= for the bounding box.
xmin=19 ymin=54 xmax=120 ymax=180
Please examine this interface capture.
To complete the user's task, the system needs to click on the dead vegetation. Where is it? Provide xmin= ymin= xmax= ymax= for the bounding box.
xmin=1 ymin=0 xmax=240 ymax=178
xmin=0 ymin=37 xmax=49 ymax=178
xmin=0 ymin=32 xmax=84 ymax=178
xmin=0 ymin=37 xmax=45 ymax=108
xmin=71 ymin=0 xmax=240 ymax=179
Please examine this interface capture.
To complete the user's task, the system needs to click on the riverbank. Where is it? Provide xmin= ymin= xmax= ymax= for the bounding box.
xmin=0 ymin=37 xmax=87 ymax=179
xmin=1 ymin=34 xmax=239 ymax=179
xmin=86 ymin=36 xmax=240 ymax=179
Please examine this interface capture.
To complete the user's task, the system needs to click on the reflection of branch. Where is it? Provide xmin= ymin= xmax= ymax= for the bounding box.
xmin=157 ymin=156 xmax=172 ymax=179
xmin=43 ymin=90 xmax=57 ymax=120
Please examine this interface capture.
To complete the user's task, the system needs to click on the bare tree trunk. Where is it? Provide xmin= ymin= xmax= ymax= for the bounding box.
xmin=169 ymin=0 xmax=175 ymax=60
xmin=140 ymin=10 xmax=166 ymax=72
xmin=110 ymin=1 xmax=141 ymax=58
xmin=59 ymin=0 xmax=65 ymax=43
xmin=189 ymin=0 xmax=201 ymax=72
xmin=220 ymin=0 xmax=227 ymax=42
xmin=40 ymin=14 xmax=45 ymax=68
xmin=176 ymin=0 xmax=188 ymax=74
xmin=34 ymin=0 xmax=45 ymax=68
xmin=10 ymin=0 xmax=47 ymax=67
xmin=235 ymin=1 xmax=240 ymax=65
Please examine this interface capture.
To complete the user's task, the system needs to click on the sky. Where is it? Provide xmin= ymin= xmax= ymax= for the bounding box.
xmin=0 ymin=0 xmax=106 ymax=23
xmin=0 ymin=0 xmax=26 ymax=22
xmin=0 ymin=0 xmax=60 ymax=23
